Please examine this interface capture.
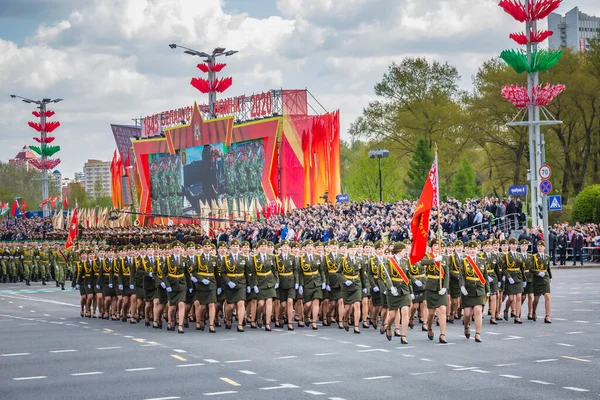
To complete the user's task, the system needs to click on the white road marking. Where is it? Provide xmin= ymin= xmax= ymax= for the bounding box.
xmin=357 ymin=349 xmax=389 ymax=353
xmin=304 ymin=390 xmax=325 ymax=395
xmin=337 ymin=341 xmax=351 ymax=344
xmin=363 ymin=376 xmax=391 ymax=380
xmin=530 ymin=380 xmax=553 ymax=385
xmin=395 ymin=346 xmax=416 ymax=350
xmin=556 ymin=343 xmax=575 ymax=347
xmin=500 ymin=374 xmax=522 ymax=379
xmin=71 ymin=372 xmax=103 ymax=376
xmin=401 ymin=354 xmax=415 ymax=358
xmin=574 ymin=320 xmax=589 ymax=324
xmin=565 ymin=331 xmax=584 ymax=335
xmin=535 ymin=359 xmax=558 ymax=363
xmin=472 ymin=370 xmax=490 ymax=374
xmin=173 ymin=349 xmax=187 ymax=353
xmin=328 ymin=398 xmax=347 ymax=400
xmin=29 ymin=310 xmax=35 ymax=313
xmin=313 ymin=381 xmax=342 ymax=385
xmin=224 ymin=360 xmax=251 ymax=364
xmin=318 ymin=337 xmax=331 ymax=340
xmin=453 ymin=367 xmax=478 ymax=371
xmin=125 ymin=367 xmax=155 ymax=372
xmin=314 ymin=352 xmax=337 ymax=356
xmin=435 ymin=342 xmax=455 ymax=346
xmin=419 ymin=358 xmax=433 ymax=362
xmin=50 ymin=349 xmax=77 ymax=353
xmin=1 ymin=353 xmax=30 ymax=357
xmin=144 ymin=397 xmax=181 ymax=400
xmin=123 ymin=335 xmax=133 ymax=338
xmin=304 ymin=334 xmax=317 ymax=337
xmin=274 ymin=355 xmax=297 ymax=359
xmin=553 ymin=318 xmax=567 ymax=321
xmin=502 ymin=335 xmax=524 ymax=340
xmin=572 ymin=309 xmax=593 ymax=312
xmin=445 ymin=364 xmax=464 ymax=368
xmin=355 ymin=344 xmax=371 ymax=348
xmin=96 ymin=346 xmax=121 ymax=350
xmin=410 ymin=371 xmax=436 ymax=376
xmin=204 ymin=359 xmax=220 ymax=363
xmin=259 ymin=384 xmax=299 ymax=390
xmin=239 ymin=370 xmax=256 ymax=375
xmin=486 ymin=332 xmax=501 ymax=335
xmin=18 ymin=306 xmax=23 ymax=308
xmin=495 ymin=363 xmax=519 ymax=367
xmin=203 ymin=391 xmax=237 ymax=396
xmin=176 ymin=363 xmax=205 ymax=368
xmin=563 ymin=387 xmax=589 ymax=392
xmin=13 ymin=376 xmax=47 ymax=381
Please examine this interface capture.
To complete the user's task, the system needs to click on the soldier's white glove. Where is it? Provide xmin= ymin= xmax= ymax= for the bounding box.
xmin=502 ymin=276 xmax=506 ymax=282
xmin=538 ymin=272 xmax=545 ymax=278
xmin=383 ymin=290 xmax=387 ymax=295
xmin=498 ymin=282 xmax=501 ymax=287
xmin=362 ymin=288 xmax=367 ymax=294
xmin=460 ymin=286 xmax=468 ymax=296
xmin=390 ymin=287 xmax=398 ymax=296
xmin=148 ymin=272 xmax=153 ymax=278
xmin=508 ymin=277 xmax=515 ymax=285
xmin=227 ymin=281 xmax=235 ymax=289
xmin=87 ymin=284 xmax=91 ymax=289
xmin=96 ymin=285 xmax=100 ymax=290
xmin=55 ymin=265 xmax=59 ymax=271
xmin=118 ymin=284 xmax=123 ymax=291
xmin=486 ymin=292 xmax=491 ymax=297
xmin=344 ymin=280 xmax=352 ymax=286
xmin=373 ymin=286 xmax=379 ymax=293
xmin=410 ymin=294 xmax=415 ymax=300
xmin=217 ymin=288 xmax=222 ymax=295
xmin=522 ymin=282 xmax=527 ymax=288
xmin=246 ymin=286 xmax=251 ymax=293
xmin=321 ymin=282 xmax=326 ymax=290
xmin=129 ymin=285 xmax=134 ymax=290
xmin=274 ymin=283 xmax=279 ymax=289
xmin=109 ymin=283 xmax=113 ymax=289
xmin=75 ymin=284 xmax=80 ymax=290
xmin=298 ymin=286 xmax=304 ymax=295
xmin=438 ymin=288 xmax=447 ymax=295
xmin=201 ymin=279 xmax=210 ymax=285
xmin=487 ymin=276 xmax=493 ymax=283
xmin=414 ymin=279 xmax=423 ymax=287
xmin=160 ymin=282 xmax=166 ymax=289
xmin=166 ymin=287 xmax=172 ymax=293
xmin=550 ymin=278 xmax=552 ymax=284
xmin=190 ymin=276 xmax=198 ymax=283
xmin=188 ymin=288 xmax=193 ymax=293
xmin=434 ymin=255 xmax=443 ymax=262
xmin=294 ymin=283 xmax=299 ymax=290
xmin=253 ymin=286 xmax=259 ymax=293
xmin=326 ymin=285 xmax=331 ymax=292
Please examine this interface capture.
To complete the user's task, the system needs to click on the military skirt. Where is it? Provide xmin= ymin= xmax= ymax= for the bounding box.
xmin=461 ymin=295 xmax=485 ymax=308
xmin=195 ymin=289 xmax=217 ymax=305
xmin=168 ymin=289 xmax=186 ymax=306
xmin=217 ymin=287 xmax=226 ymax=302
xmin=488 ymin=275 xmax=499 ymax=295
xmin=303 ymin=286 xmax=323 ymax=302
xmin=504 ymin=281 xmax=523 ymax=295
xmin=185 ymin=287 xmax=194 ymax=305
xmin=425 ymin=289 xmax=447 ymax=309
xmin=449 ymin=278 xmax=461 ymax=299
xmin=225 ymin=286 xmax=246 ymax=303
xmin=371 ymin=288 xmax=382 ymax=306
xmin=379 ymin=283 xmax=388 ymax=309
xmin=533 ymin=279 xmax=550 ymax=297
xmin=85 ymin=284 xmax=96 ymax=296
xmin=135 ymin=271 xmax=145 ymax=298
xmin=412 ymin=290 xmax=425 ymax=304
xmin=120 ymin=277 xmax=134 ymax=297
xmin=79 ymin=285 xmax=87 ymax=296
xmin=257 ymin=287 xmax=276 ymax=301
xmin=143 ymin=277 xmax=156 ymax=302
xmin=523 ymin=281 xmax=533 ymax=294
xmin=328 ymin=287 xmax=342 ymax=301
xmin=246 ymin=290 xmax=257 ymax=301
xmin=386 ymin=292 xmax=410 ymax=310
xmin=341 ymin=286 xmax=361 ymax=305
xmin=155 ymin=286 xmax=168 ymax=305
xmin=279 ymin=287 xmax=296 ymax=302
xmin=102 ymin=282 xmax=117 ymax=298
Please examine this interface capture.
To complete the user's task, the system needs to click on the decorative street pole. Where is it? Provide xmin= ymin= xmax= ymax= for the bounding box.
xmin=368 ymin=149 xmax=390 ymax=202
xmin=10 ymin=95 xmax=63 ymax=217
xmin=169 ymin=44 xmax=237 ymax=118
xmin=499 ymin=0 xmax=564 ymax=240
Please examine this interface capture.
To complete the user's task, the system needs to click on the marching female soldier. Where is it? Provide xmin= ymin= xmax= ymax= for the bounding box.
xmin=421 ymin=239 xmax=449 ymax=344
xmin=460 ymin=241 xmax=490 ymax=343
xmin=447 ymin=241 xmax=463 ymax=323
xmin=382 ymin=243 xmax=413 ymax=343
xmin=191 ymin=240 xmax=219 ymax=333
xmin=519 ymin=240 xmax=534 ymax=321
xmin=152 ymin=246 xmax=168 ymax=329
xmin=141 ymin=245 xmax=157 ymax=327
xmin=356 ymin=241 xmax=371 ymax=329
xmin=481 ymin=240 xmax=500 ymax=324
xmin=531 ymin=241 xmax=552 ymax=323
xmin=502 ymin=238 xmax=524 ymax=323
xmin=73 ymin=251 xmax=89 ymax=317
xmin=161 ymin=242 xmax=190 ymax=333
xmin=253 ymin=240 xmax=279 ymax=331
xmin=298 ymin=241 xmax=327 ymax=330
xmin=276 ymin=241 xmax=298 ymax=331
xmin=222 ymin=239 xmax=255 ymax=332
xmin=339 ymin=243 xmax=367 ymax=334
xmin=97 ymin=247 xmax=116 ymax=320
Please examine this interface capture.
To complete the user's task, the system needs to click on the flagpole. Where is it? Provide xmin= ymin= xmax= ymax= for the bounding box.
xmin=434 ymin=143 xmax=442 ymax=291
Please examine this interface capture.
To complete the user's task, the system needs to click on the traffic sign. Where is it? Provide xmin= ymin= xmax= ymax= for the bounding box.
xmin=509 ymin=185 xmax=527 ymax=196
xmin=336 ymin=194 xmax=349 ymax=203
xmin=538 ymin=164 xmax=552 ymax=180
xmin=539 ymin=179 xmax=552 ymax=195
xmin=548 ymin=195 xmax=562 ymax=211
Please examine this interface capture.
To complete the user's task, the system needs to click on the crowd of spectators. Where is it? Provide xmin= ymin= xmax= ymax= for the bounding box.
xmin=0 ymin=216 xmax=54 ymax=241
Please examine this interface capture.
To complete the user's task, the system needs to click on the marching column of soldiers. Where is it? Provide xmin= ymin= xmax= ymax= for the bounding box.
xmin=1 ymin=236 xmax=553 ymax=342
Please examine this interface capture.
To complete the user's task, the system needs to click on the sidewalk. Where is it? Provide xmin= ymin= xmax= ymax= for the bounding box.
xmin=554 ymin=263 xmax=600 ymax=269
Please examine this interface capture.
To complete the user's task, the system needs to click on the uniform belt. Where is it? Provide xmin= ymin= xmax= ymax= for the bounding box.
xmin=486 ymin=270 xmax=495 ymax=274
xmin=343 ymin=274 xmax=359 ymax=279
xmin=465 ymin=276 xmax=479 ymax=281
xmin=84 ymin=274 xmax=91 ymax=278
xmin=226 ymin=273 xmax=244 ymax=277
xmin=412 ymin=274 xmax=425 ymax=278
xmin=168 ymin=273 xmax=184 ymax=278
xmin=391 ymin=277 xmax=405 ymax=282
xmin=196 ymin=272 xmax=213 ymax=277
xmin=303 ymin=271 xmax=319 ymax=276
xmin=103 ymin=273 xmax=110 ymax=276
xmin=256 ymin=271 xmax=272 ymax=277
xmin=279 ymin=272 xmax=293 ymax=277
xmin=426 ymin=275 xmax=441 ymax=279
xmin=507 ymin=268 xmax=520 ymax=271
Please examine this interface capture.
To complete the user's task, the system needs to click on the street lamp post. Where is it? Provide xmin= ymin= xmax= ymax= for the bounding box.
xmin=368 ymin=149 xmax=390 ymax=202
xmin=10 ymin=95 xmax=63 ymax=217
xmin=169 ymin=44 xmax=238 ymax=118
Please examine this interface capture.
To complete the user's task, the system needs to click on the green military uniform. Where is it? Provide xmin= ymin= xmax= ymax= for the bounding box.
xmin=532 ymin=252 xmax=552 ymax=296
xmin=422 ymin=251 xmax=449 ymax=310
xmin=502 ymin=247 xmax=524 ymax=295
xmin=368 ymin=255 xmax=386 ymax=307
xmin=325 ymin=251 xmax=343 ymax=301
xmin=161 ymin=252 xmax=190 ymax=306
xmin=298 ymin=251 xmax=326 ymax=302
xmin=97 ymin=258 xmax=117 ymax=298
xmin=482 ymin=250 xmax=500 ymax=295
xmin=117 ymin=255 xmax=135 ymax=297
xmin=339 ymin=251 xmax=366 ymax=305
xmin=192 ymin=251 xmax=219 ymax=305
xmin=221 ymin=250 xmax=254 ymax=304
xmin=252 ymin=251 xmax=278 ymax=300
xmin=0 ymin=245 xmax=8 ymax=282
xmin=448 ymin=252 xmax=462 ymax=299
xmin=381 ymin=253 xmax=413 ymax=310
xmin=520 ymin=246 xmax=533 ymax=294
xmin=460 ymin=253 xmax=490 ymax=308
xmin=14 ymin=247 xmax=25 ymax=282
xmin=408 ymin=260 xmax=426 ymax=303
xmin=22 ymin=246 xmax=32 ymax=285
xmin=275 ymin=252 xmax=298 ymax=302
xmin=73 ymin=260 xmax=87 ymax=296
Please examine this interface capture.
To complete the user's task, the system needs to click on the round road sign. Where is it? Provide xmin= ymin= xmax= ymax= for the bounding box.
xmin=540 ymin=179 xmax=552 ymax=195
xmin=539 ymin=164 xmax=552 ymax=180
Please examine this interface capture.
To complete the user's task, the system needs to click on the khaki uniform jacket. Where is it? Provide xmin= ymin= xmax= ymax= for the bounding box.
xmin=380 ymin=257 xmax=413 ymax=295
xmin=192 ymin=253 xmax=219 ymax=291
xmin=253 ymin=253 xmax=279 ymax=290
xmin=338 ymin=256 xmax=366 ymax=291
xmin=221 ymin=253 xmax=254 ymax=289
xmin=459 ymin=256 xmax=490 ymax=296
xmin=421 ymin=254 xmax=449 ymax=291
xmin=275 ymin=253 xmax=298 ymax=290
xmin=298 ymin=254 xmax=326 ymax=288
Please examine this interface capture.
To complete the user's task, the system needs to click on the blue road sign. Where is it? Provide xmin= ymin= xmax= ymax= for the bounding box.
xmin=540 ymin=180 xmax=552 ymax=195
xmin=336 ymin=194 xmax=349 ymax=203
xmin=548 ymin=195 xmax=562 ymax=211
xmin=509 ymin=185 xmax=527 ymax=196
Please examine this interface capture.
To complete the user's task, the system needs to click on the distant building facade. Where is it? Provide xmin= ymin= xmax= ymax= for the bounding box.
xmin=8 ymin=146 xmax=38 ymax=170
xmin=83 ymin=159 xmax=112 ymax=199
xmin=548 ymin=7 xmax=600 ymax=52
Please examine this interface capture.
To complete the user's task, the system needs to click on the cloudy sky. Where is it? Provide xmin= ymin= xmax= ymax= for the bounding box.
xmin=1 ymin=0 xmax=599 ymax=178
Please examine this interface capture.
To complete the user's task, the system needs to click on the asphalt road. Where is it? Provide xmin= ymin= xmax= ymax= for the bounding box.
xmin=1 ymin=268 xmax=599 ymax=400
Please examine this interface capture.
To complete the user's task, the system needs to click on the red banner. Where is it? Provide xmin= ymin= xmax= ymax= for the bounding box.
xmin=466 ymin=256 xmax=485 ymax=285
xmin=389 ymin=257 xmax=409 ymax=284
xmin=409 ymin=162 xmax=438 ymax=264
xmin=65 ymin=208 xmax=79 ymax=250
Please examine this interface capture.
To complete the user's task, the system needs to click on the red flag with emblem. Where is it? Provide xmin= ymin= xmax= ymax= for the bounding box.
xmin=65 ymin=208 xmax=79 ymax=249
xmin=409 ymin=161 xmax=438 ymax=265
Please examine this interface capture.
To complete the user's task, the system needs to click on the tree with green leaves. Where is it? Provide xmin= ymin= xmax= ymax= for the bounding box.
xmin=404 ymin=139 xmax=434 ymax=200
xmin=450 ymin=157 xmax=480 ymax=202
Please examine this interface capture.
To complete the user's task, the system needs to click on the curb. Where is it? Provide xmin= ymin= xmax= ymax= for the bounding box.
xmin=553 ymin=264 xmax=600 ymax=269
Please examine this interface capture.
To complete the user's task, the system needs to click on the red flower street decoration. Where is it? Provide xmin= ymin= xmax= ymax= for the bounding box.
xmin=213 ymin=77 xmax=232 ymax=93
xmin=509 ymin=29 xmax=553 ymax=45
xmin=28 ymin=121 xmax=61 ymax=133
xmin=190 ymin=77 xmax=233 ymax=93
xmin=196 ymin=63 xmax=227 ymax=73
xmin=190 ymin=77 xmax=210 ymax=93
xmin=32 ymin=110 xmax=56 ymax=118
xmin=501 ymin=83 xmax=566 ymax=108
xmin=33 ymin=136 xmax=56 ymax=143
xmin=29 ymin=158 xmax=61 ymax=171
xmin=499 ymin=0 xmax=561 ymax=22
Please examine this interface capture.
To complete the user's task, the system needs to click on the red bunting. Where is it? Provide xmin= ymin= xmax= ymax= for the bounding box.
xmin=509 ymin=30 xmax=553 ymax=45
xmin=196 ymin=63 xmax=227 ymax=73
xmin=499 ymin=0 xmax=561 ymax=22
xmin=32 ymin=110 xmax=56 ymax=118
xmin=29 ymin=158 xmax=61 ymax=170
xmin=33 ymin=136 xmax=55 ymax=143
xmin=28 ymin=121 xmax=60 ymax=133
xmin=502 ymin=84 xmax=566 ymax=108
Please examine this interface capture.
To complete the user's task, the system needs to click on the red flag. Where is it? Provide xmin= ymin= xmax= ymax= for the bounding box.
xmin=65 ymin=208 xmax=79 ymax=249
xmin=22 ymin=200 xmax=27 ymax=213
xmin=10 ymin=200 xmax=19 ymax=217
xmin=409 ymin=161 xmax=438 ymax=265
xmin=63 ymin=198 xmax=68 ymax=209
